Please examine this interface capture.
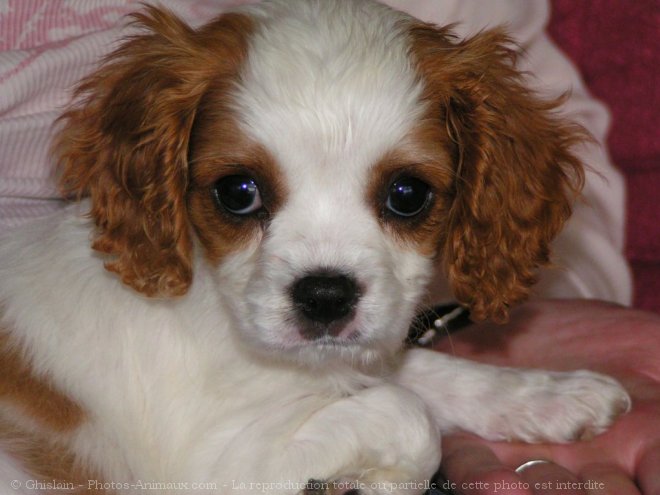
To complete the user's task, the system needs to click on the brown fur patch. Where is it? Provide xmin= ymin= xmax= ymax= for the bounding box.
xmin=188 ymin=94 xmax=287 ymax=264
xmin=0 ymin=331 xmax=103 ymax=490
xmin=54 ymin=7 xmax=255 ymax=297
xmin=0 ymin=333 xmax=83 ymax=432
xmin=407 ymin=23 xmax=585 ymax=322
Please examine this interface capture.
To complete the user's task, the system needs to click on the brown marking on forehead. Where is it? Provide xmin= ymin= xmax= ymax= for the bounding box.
xmin=405 ymin=22 xmax=481 ymax=198
xmin=365 ymin=21 xmax=470 ymax=259
xmin=180 ymin=9 xmax=284 ymax=266
xmin=368 ymin=117 xmax=455 ymax=258
xmin=186 ymin=10 xmax=276 ymax=267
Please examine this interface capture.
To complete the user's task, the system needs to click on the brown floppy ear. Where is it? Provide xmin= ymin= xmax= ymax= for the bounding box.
xmin=411 ymin=26 xmax=585 ymax=322
xmin=55 ymin=7 xmax=251 ymax=297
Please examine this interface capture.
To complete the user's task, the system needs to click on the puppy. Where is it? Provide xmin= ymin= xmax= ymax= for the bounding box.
xmin=0 ymin=0 xmax=630 ymax=493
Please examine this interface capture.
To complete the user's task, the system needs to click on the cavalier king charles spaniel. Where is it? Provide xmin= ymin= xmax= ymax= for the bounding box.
xmin=0 ymin=0 xmax=630 ymax=493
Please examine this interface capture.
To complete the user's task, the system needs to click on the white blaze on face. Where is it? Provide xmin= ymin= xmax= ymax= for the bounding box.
xmin=223 ymin=0 xmax=433 ymax=362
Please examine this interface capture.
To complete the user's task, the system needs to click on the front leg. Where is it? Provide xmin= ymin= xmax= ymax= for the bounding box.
xmin=259 ymin=385 xmax=441 ymax=495
xmin=394 ymin=348 xmax=631 ymax=443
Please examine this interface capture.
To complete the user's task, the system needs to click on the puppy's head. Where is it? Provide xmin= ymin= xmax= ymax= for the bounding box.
xmin=56 ymin=0 xmax=583 ymax=366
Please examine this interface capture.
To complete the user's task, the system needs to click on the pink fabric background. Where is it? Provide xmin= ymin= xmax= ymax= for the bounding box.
xmin=549 ymin=0 xmax=660 ymax=312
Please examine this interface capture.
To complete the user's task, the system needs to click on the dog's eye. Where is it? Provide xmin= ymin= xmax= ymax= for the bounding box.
xmin=213 ymin=175 xmax=263 ymax=215
xmin=385 ymin=176 xmax=432 ymax=217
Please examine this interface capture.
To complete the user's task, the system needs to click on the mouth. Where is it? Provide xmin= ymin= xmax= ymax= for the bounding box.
xmin=266 ymin=328 xmax=366 ymax=355
xmin=310 ymin=333 xmax=362 ymax=347
xmin=290 ymin=329 xmax=363 ymax=349
xmin=287 ymin=335 xmax=377 ymax=367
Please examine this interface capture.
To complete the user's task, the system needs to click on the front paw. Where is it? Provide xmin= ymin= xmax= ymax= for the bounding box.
xmin=486 ymin=369 xmax=631 ymax=443
xmin=545 ymin=370 xmax=631 ymax=441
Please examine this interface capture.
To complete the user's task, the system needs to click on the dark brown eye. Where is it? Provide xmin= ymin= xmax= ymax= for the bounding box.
xmin=385 ymin=176 xmax=432 ymax=217
xmin=213 ymin=175 xmax=262 ymax=215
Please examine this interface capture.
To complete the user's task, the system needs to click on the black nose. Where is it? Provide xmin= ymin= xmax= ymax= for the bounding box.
xmin=291 ymin=273 xmax=359 ymax=327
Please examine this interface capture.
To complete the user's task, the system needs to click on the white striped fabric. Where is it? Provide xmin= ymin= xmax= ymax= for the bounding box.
xmin=0 ymin=0 xmax=249 ymax=230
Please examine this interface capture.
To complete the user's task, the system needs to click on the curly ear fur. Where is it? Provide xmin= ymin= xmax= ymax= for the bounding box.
xmin=411 ymin=26 xmax=585 ymax=322
xmin=55 ymin=7 xmax=252 ymax=297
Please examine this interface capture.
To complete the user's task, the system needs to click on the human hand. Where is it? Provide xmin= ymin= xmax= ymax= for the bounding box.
xmin=434 ymin=299 xmax=660 ymax=495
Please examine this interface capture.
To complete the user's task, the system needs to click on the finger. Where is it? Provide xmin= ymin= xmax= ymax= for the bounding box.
xmin=579 ymin=463 xmax=641 ymax=495
xmin=441 ymin=436 xmax=533 ymax=495
xmin=482 ymin=441 xmax=555 ymax=471
xmin=442 ymin=435 xmax=506 ymax=482
xmin=637 ymin=441 xmax=660 ymax=495
xmin=515 ymin=460 xmax=586 ymax=495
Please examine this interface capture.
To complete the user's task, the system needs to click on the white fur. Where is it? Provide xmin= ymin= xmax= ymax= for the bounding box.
xmin=230 ymin=0 xmax=430 ymax=366
xmin=0 ymin=1 xmax=630 ymax=493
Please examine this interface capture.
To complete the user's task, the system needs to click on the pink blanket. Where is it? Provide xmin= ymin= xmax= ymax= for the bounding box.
xmin=550 ymin=0 xmax=660 ymax=312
